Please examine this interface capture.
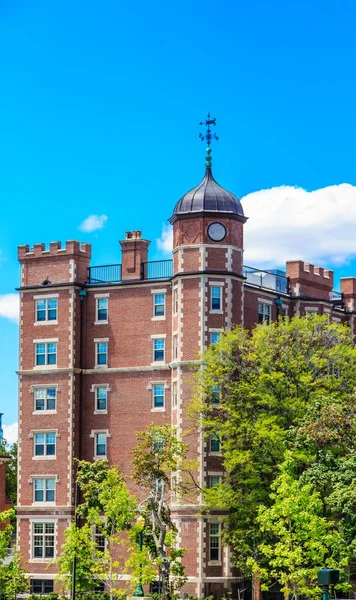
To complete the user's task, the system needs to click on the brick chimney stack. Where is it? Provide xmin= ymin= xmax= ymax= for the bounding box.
xmin=340 ymin=277 xmax=356 ymax=311
xmin=119 ymin=231 xmax=150 ymax=281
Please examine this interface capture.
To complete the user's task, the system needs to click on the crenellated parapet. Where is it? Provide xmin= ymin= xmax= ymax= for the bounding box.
xmin=18 ymin=240 xmax=92 ymax=287
xmin=286 ymin=260 xmax=334 ymax=300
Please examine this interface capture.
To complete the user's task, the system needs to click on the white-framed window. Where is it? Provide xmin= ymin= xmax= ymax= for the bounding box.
xmin=209 ymin=433 xmax=221 ymax=454
xmin=153 ymin=384 xmax=165 ymax=408
xmin=211 ymin=286 xmax=222 ymax=311
xmin=211 ymin=386 xmax=221 ymax=405
xmin=153 ymin=338 xmax=165 ymax=362
xmin=32 ymin=522 xmax=55 ymax=559
xmin=210 ymin=332 xmax=221 ymax=345
xmin=258 ymin=303 xmax=270 ymax=324
xmin=95 ymin=387 xmax=108 ymax=412
xmin=96 ymin=297 xmax=108 ymax=322
xmin=30 ymin=580 xmax=54 ymax=594
xmin=95 ymin=341 xmax=108 ymax=367
xmin=172 ymin=381 xmax=178 ymax=407
xmin=153 ymin=293 xmax=165 ymax=318
xmin=34 ymin=432 xmax=56 ymax=457
xmin=33 ymin=478 xmax=56 ymax=503
xmin=209 ymin=523 xmax=221 ymax=561
xmin=173 ymin=287 xmax=178 ymax=315
xmin=173 ymin=335 xmax=178 ymax=360
xmin=35 ymin=342 xmax=57 ymax=366
xmin=34 ymin=387 xmax=56 ymax=412
xmin=35 ymin=298 xmax=58 ymax=323
xmin=94 ymin=524 xmax=106 ymax=553
xmin=95 ymin=432 xmax=107 ymax=457
xmin=209 ymin=475 xmax=222 ymax=488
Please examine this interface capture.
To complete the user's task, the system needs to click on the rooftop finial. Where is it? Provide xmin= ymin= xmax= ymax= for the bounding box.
xmin=199 ymin=113 xmax=219 ymax=168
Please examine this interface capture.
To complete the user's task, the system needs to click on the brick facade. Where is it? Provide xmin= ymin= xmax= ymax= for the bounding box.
xmin=16 ymin=180 xmax=356 ymax=597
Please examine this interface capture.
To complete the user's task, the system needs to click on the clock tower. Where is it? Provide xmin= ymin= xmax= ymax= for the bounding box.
xmin=168 ymin=119 xmax=247 ymax=598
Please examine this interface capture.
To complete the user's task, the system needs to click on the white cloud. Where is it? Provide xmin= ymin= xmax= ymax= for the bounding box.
xmin=156 ymin=183 xmax=356 ymax=269
xmin=78 ymin=214 xmax=108 ymax=233
xmin=0 ymin=294 xmax=19 ymax=323
xmin=3 ymin=422 xmax=18 ymax=445
xmin=157 ymin=223 xmax=173 ymax=253
xmin=242 ymin=184 xmax=356 ymax=268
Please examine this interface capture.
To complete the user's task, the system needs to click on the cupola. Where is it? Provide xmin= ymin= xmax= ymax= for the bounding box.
xmin=169 ymin=147 xmax=246 ymax=224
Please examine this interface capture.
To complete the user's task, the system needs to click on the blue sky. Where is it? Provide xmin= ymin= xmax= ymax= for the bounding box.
xmin=1 ymin=0 xmax=356 ymax=436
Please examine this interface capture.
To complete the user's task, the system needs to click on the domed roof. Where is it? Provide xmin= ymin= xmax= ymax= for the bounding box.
xmin=170 ymin=165 xmax=245 ymax=222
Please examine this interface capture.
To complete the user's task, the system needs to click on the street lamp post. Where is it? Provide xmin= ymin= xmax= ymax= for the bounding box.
xmin=133 ymin=515 xmax=145 ymax=597
xmin=317 ymin=568 xmax=339 ymax=600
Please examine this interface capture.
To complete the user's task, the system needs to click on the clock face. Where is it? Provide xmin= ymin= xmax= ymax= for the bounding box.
xmin=207 ymin=222 xmax=226 ymax=242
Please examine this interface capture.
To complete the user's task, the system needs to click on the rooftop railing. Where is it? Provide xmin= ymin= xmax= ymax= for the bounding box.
xmin=88 ymin=260 xmax=292 ymax=294
xmin=243 ymin=266 xmax=289 ymax=294
xmin=88 ymin=264 xmax=122 ymax=284
xmin=141 ymin=260 xmax=173 ymax=280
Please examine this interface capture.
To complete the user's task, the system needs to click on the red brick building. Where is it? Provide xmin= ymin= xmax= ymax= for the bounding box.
xmin=16 ymin=158 xmax=356 ymax=596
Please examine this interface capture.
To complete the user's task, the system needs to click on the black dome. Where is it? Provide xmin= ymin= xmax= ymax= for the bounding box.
xmin=170 ymin=166 xmax=245 ymax=222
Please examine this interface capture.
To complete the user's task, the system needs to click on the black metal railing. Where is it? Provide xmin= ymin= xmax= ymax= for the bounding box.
xmin=243 ymin=265 xmax=289 ymax=293
xmin=141 ymin=260 xmax=173 ymax=280
xmin=88 ymin=264 xmax=122 ymax=284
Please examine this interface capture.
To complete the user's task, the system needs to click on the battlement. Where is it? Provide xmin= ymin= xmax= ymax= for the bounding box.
xmin=18 ymin=240 xmax=92 ymax=287
xmin=18 ymin=240 xmax=91 ymax=261
xmin=286 ymin=260 xmax=334 ymax=300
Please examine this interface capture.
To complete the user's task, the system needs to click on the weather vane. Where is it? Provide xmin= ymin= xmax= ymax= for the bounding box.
xmin=199 ymin=113 xmax=218 ymax=168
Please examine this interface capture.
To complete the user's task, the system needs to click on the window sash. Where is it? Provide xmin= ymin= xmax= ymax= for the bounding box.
xmin=34 ymin=478 xmax=55 ymax=502
xmin=211 ymin=287 xmax=222 ymax=311
xmin=35 ymin=343 xmax=57 ymax=366
xmin=258 ymin=303 xmax=270 ymax=324
xmin=31 ymin=580 xmax=54 ymax=594
xmin=33 ymin=523 xmax=55 ymax=559
xmin=154 ymin=294 xmax=165 ymax=317
xmin=96 ymin=433 xmax=107 ymax=456
xmin=153 ymin=339 xmax=165 ymax=361
xmin=96 ymin=387 xmax=107 ymax=411
xmin=209 ymin=523 xmax=220 ymax=561
xmin=209 ymin=476 xmax=221 ymax=488
xmin=36 ymin=299 xmax=57 ymax=322
xmin=97 ymin=298 xmax=108 ymax=321
xmin=96 ymin=342 xmax=108 ymax=366
xmin=173 ymin=382 xmax=178 ymax=406
xmin=210 ymin=434 xmax=220 ymax=453
xmin=210 ymin=333 xmax=221 ymax=345
xmin=35 ymin=387 xmax=56 ymax=411
xmin=153 ymin=385 xmax=165 ymax=408
xmin=211 ymin=386 xmax=221 ymax=405
xmin=173 ymin=288 xmax=178 ymax=315
xmin=34 ymin=433 xmax=56 ymax=457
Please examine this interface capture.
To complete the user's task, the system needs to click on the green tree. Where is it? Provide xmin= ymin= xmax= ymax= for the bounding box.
xmin=254 ymin=456 xmax=349 ymax=600
xmin=0 ymin=509 xmax=28 ymax=599
xmin=0 ymin=440 xmax=17 ymax=504
xmin=131 ymin=425 xmax=188 ymax=600
xmin=57 ymin=460 xmax=138 ymax=598
xmin=290 ymin=392 xmax=356 ymax=562
xmin=195 ymin=315 xmax=356 ymax=588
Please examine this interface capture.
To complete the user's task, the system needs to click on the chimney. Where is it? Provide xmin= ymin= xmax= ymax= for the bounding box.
xmin=119 ymin=231 xmax=150 ymax=281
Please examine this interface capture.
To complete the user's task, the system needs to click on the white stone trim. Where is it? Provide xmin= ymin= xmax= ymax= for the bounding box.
xmin=257 ymin=297 xmax=273 ymax=305
xmin=33 ymin=294 xmax=59 ymax=300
